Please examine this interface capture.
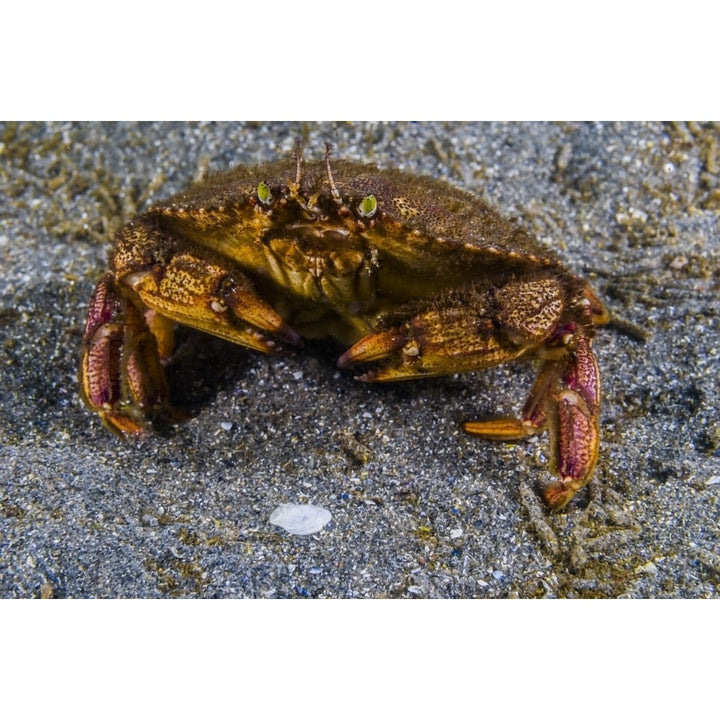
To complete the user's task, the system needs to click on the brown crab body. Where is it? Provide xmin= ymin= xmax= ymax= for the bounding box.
xmin=80 ymin=147 xmax=608 ymax=510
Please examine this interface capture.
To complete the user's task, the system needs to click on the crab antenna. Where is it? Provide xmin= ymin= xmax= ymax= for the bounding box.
xmin=324 ymin=142 xmax=343 ymax=206
xmin=293 ymin=140 xmax=303 ymax=185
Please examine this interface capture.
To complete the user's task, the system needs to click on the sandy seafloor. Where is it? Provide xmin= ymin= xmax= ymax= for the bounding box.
xmin=1 ymin=121 xmax=718 ymax=599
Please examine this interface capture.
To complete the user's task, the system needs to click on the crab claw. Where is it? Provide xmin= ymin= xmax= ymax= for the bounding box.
xmin=464 ymin=333 xmax=601 ymax=511
xmin=337 ymin=330 xmax=406 ymax=378
xmin=337 ymin=303 xmax=526 ymax=381
xmin=125 ymin=254 xmax=301 ymax=354
xmin=223 ymin=285 xmax=302 ymax=348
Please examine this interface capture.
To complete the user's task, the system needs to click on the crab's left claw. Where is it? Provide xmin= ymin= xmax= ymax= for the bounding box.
xmin=337 ymin=329 xmax=408 ymax=377
xmin=337 ymin=305 xmax=526 ymax=380
xmin=464 ymin=333 xmax=601 ymax=511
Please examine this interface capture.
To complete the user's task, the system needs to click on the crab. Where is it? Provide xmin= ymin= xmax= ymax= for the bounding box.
xmin=79 ymin=145 xmax=609 ymax=511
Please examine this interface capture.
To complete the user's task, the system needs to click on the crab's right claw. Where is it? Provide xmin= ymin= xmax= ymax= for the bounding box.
xmin=124 ymin=253 xmax=302 ymax=354
xmin=79 ymin=275 xmax=170 ymax=435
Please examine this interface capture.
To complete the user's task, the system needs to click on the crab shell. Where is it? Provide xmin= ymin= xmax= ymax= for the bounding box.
xmin=79 ymin=148 xmax=608 ymax=511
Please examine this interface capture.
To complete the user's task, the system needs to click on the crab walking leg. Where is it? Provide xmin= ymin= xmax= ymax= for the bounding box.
xmin=123 ymin=253 xmax=301 ymax=353
xmin=463 ymin=354 xmax=560 ymax=440
xmin=465 ymin=335 xmax=601 ymax=511
xmin=79 ymin=274 xmax=170 ymax=435
xmin=144 ymin=309 xmax=176 ymax=362
xmin=547 ymin=333 xmax=601 ymax=509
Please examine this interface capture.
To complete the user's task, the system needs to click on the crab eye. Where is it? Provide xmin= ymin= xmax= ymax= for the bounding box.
xmin=358 ymin=194 xmax=377 ymax=218
xmin=257 ymin=181 xmax=272 ymax=205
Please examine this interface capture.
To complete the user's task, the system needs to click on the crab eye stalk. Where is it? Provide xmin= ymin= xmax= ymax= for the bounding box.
xmin=358 ymin=194 xmax=377 ymax=218
xmin=257 ymin=181 xmax=272 ymax=205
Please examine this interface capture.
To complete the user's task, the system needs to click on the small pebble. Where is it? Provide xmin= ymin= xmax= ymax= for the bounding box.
xmin=635 ymin=561 xmax=658 ymax=575
xmin=269 ymin=503 xmax=332 ymax=536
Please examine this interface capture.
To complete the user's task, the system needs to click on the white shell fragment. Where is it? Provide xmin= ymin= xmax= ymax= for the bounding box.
xmin=269 ymin=503 xmax=332 ymax=536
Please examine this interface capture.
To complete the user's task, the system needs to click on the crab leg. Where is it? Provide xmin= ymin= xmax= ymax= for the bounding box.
xmin=79 ymin=274 xmax=170 ymax=435
xmin=463 ymin=352 xmax=559 ymax=441
xmin=465 ymin=334 xmax=601 ymax=511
